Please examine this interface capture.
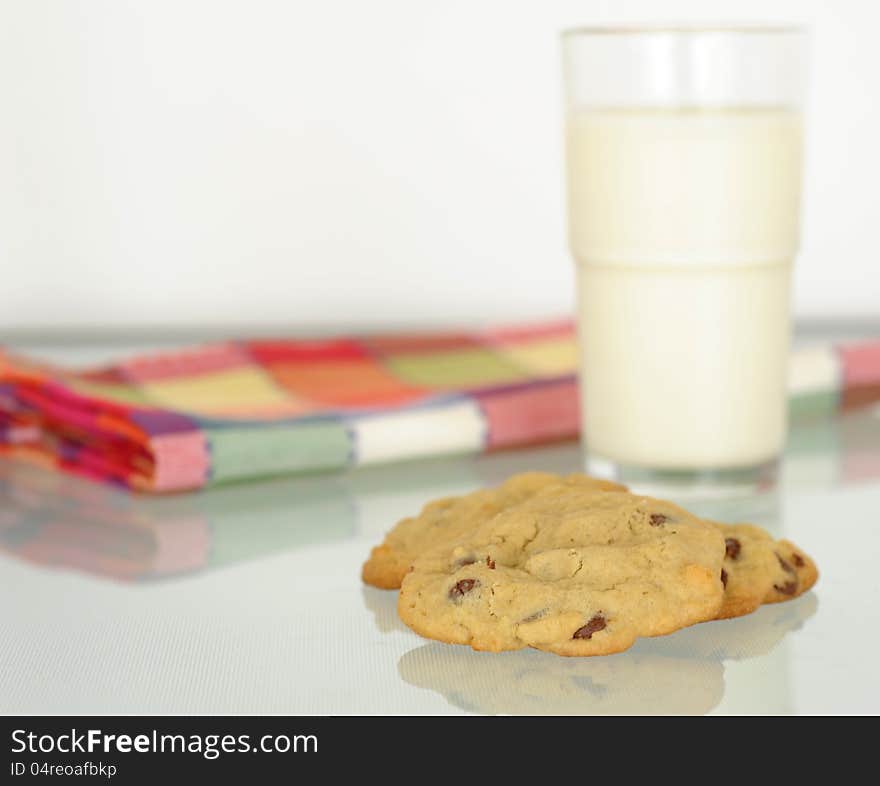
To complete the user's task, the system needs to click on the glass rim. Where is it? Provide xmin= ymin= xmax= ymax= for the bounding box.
xmin=561 ymin=24 xmax=806 ymax=38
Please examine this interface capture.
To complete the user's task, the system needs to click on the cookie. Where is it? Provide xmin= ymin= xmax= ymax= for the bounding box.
xmin=715 ymin=523 xmax=819 ymax=620
xmin=397 ymin=488 xmax=726 ymax=656
xmin=361 ymin=472 xmax=627 ymax=589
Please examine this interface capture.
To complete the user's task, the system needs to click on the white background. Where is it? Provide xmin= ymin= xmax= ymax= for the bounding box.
xmin=0 ymin=0 xmax=877 ymax=332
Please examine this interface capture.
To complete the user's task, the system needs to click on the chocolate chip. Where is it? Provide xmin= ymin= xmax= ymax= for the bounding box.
xmin=649 ymin=514 xmax=668 ymax=526
xmin=792 ymin=553 xmax=805 ymax=568
xmin=774 ymin=581 xmax=798 ymax=596
xmin=776 ymin=553 xmax=795 ymax=574
xmin=725 ymin=538 xmax=741 ymax=560
xmin=721 ymin=568 xmax=728 ymax=588
xmin=573 ymin=614 xmax=607 ymax=640
xmin=448 ymin=578 xmax=479 ymax=600
xmin=486 ymin=556 xmax=496 ymax=570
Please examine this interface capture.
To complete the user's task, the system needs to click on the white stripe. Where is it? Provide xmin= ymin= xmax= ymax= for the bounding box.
xmin=350 ymin=400 xmax=487 ymax=465
xmin=789 ymin=346 xmax=840 ymax=395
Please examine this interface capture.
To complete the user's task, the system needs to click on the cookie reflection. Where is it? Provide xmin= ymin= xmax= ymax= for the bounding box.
xmin=399 ymin=644 xmax=723 ymax=715
xmin=398 ymin=592 xmax=817 ymax=715
xmin=648 ymin=592 xmax=818 ymax=661
xmin=361 ymin=585 xmax=409 ymax=634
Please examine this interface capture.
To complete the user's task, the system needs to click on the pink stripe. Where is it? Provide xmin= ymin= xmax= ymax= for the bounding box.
xmin=120 ymin=342 xmax=250 ymax=383
xmin=840 ymin=341 xmax=880 ymax=386
xmin=150 ymin=518 xmax=211 ymax=575
xmin=476 ymin=380 xmax=580 ymax=448
xmin=484 ymin=320 xmax=576 ymax=345
xmin=843 ymin=452 xmax=880 ymax=485
xmin=149 ymin=432 xmax=210 ymax=491
xmin=7 ymin=425 xmax=40 ymax=444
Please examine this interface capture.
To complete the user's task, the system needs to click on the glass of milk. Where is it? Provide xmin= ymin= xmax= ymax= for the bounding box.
xmin=562 ymin=26 xmax=807 ymax=495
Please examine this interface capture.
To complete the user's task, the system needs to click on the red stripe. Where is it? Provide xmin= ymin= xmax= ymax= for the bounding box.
xmin=365 ymin=333 xmax=483 ymax=354
xmin=247 ymin=339 xmax=368 ymax=363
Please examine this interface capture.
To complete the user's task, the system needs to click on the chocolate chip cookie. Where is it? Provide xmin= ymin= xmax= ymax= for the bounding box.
xmin=715 ymin=522 xmax=819 ymax=619
xmin=361 ymin=472 xmax=627 ymax=589
xmin=397 ymin=488 xmax=726 ymax=656
xmin=364 ymin=473 xmax=819 ymax=626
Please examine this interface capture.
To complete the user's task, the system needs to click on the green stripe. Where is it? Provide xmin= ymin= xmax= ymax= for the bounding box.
xmin=789 ymin=390 xmax=840 ymax=423
xmin=386 ymin=349 xmax=528 ymax=387
xmin=205 ymin=480 xmax=355 ymax=568
xmin=206 ymin=421 xmax=352 ymax=485
xmin=785 ymin=415 xmax=841 ymax=458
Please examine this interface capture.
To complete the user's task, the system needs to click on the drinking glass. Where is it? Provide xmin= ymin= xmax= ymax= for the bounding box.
xmin=562 ymin=26 xmax=807 ymax=495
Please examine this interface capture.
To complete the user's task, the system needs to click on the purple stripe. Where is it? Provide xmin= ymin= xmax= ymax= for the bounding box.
xmin=129 ymin=410 xmax=200 ymax=436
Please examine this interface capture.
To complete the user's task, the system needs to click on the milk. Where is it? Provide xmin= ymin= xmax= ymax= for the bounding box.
xmin=567 ymin=109 xmax=802 ymax=470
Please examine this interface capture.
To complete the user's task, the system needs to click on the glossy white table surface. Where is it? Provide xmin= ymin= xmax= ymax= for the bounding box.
xmin=1 ymin=338 xmax=878 ymax=715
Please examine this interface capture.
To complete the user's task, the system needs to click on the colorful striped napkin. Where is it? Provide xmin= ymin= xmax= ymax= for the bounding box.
xmin=1 ymin=321 xmax=878 ymax=493
xmin=3 ymin=402 xmax=879 ymax=582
